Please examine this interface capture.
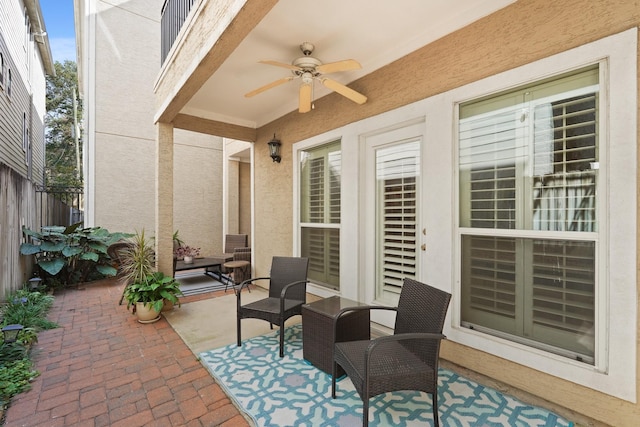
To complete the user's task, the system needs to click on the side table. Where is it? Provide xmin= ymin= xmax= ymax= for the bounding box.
xmin=223 ymin=260 xmax=251 ymax=292
xmin=302 ymin=296 xmax=370 ymax=377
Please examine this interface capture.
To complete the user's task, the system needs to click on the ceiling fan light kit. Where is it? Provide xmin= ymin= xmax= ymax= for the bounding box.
xmin=245 ymin=42 xmax=367 ymax=113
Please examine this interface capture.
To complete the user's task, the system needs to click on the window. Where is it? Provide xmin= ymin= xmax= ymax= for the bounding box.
xmin=458 ymin=66 xmax=599 ymax=363
xmin=300 ymin=141 xmax=341 ymax=289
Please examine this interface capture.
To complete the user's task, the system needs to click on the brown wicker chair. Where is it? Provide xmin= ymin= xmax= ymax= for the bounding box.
xmin=230 ymin=247 xmax=251 ymax=285
xmin=206 ymin=234 xmax=248 ymax=278
xmin=331 ymin=278 xmax=451 ymax=426
xmin=236 ymin=256 xmax=309 ymax=357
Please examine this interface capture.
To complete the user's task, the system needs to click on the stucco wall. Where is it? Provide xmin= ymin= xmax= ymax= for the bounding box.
xmin=247 ymin=0 xmax=640 ymax=425
xmin=88 ymin=0 xmax=224 ymax=248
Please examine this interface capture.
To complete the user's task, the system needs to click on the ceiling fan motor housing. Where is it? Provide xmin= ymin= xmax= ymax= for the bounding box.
xmin=292 ymin=56 xmax=322 ymax=76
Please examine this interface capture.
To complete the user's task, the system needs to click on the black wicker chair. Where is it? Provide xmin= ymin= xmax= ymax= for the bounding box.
xmin=331 ymin=278 xmax=451 ymax=426
xmin=235 ymin=256 xmax=309 ymax=357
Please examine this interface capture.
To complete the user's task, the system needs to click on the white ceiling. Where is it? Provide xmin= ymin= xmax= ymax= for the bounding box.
xmin=181 ymin=0 xmax=516 ymax=129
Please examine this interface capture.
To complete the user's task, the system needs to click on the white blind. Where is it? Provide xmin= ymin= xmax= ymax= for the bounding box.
xmin=376 ymin=141 xmax=420 ymax=295
xmin=459 ymin=66 xmax=599 ymax=363
xmin=300 ymin=141 xmax=341 ymax=289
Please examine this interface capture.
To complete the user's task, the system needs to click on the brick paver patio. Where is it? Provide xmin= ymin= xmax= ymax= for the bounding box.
xmin=3 ymin=279 xmax=250 ymax=427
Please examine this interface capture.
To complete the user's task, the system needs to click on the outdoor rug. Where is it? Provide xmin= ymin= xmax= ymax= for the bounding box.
xmin=199 ymin=324 xmax=574 ymax=427
xmin=175 ymin=271 xmax=229 ymax=296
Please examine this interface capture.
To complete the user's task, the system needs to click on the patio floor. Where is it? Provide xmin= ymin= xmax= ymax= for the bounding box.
xmin=3 ymin=277 xmax=250 ymax=427
xmin=2 ymin=275 xmax=577 ymax=427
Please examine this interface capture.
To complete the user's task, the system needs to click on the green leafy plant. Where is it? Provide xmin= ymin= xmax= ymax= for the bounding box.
xmin=1 ymin=289 xmax=58 ymax=331
xmin=20 ymin=223 xmax=132 ymax=286
xmin=172 ymin=230 xmax=185 ymax=249
xmin=0 ymin=358 xmax=39 ymax=407
xmin=123 ymin=272 xmax=183 ymax=314
xmin=118 ymin=229 xmax=155 ymax=286
xmin=0 ymin=289 xmax=52 ymax=409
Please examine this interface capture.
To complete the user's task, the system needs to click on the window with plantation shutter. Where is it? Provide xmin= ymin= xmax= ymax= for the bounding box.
xmin=375 ymin=140 xmax=419 ymax=301
xmin=300 ymin=141 xmax=341 ymax=289
xmin=459 ymin=66 xmax=598 ymax=364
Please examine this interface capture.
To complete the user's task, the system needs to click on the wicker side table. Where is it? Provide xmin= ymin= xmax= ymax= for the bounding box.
xmin=302 ymin=296 xmax=370 ymax=376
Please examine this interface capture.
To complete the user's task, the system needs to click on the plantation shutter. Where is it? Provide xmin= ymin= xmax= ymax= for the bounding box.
xmin=459 ymin=66 xmax=598 ymax=362
xmin=376 ymin=140 xmax=420 ymax=298
xmin=300 ymin=141 xmax=341 ymax=289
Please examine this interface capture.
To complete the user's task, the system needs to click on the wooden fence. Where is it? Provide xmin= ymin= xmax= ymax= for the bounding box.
xmin=0 ymin=164 xmax=83 ymax=300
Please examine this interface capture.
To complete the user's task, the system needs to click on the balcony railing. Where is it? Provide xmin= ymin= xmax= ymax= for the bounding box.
xmin=161 ymin=0 xmax=197 ymax=64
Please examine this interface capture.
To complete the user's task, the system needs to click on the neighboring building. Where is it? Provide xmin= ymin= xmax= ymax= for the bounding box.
xmin=73 ymin=0 xmax=251 ymax=253
xmin=152 ymin=0 xmax=640 ymax=425
xmin=0 ymin=0 xmax=55 ymax=299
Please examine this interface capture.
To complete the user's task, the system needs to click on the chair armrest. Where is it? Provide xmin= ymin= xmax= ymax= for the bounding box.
xmin=364 ymin=332 xmax=447 ymax=364
xmin=332 ymin=305 xmax=397 ymax=340
xmin=280 ymin=280 xmax=308 ymax=299
xmin=279 ymin=280 xmax=308 ymax=312
xmin=235 ymin=276 xmax=270 ymax=302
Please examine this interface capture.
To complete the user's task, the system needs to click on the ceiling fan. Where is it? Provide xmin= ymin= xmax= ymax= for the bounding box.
xmin=245 ymin=42 xmax=367 ymax=113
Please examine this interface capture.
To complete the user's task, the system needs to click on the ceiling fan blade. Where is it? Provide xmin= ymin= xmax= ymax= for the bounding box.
xmin=320 ymin=78 xmax=367 ymax=105
xmin=259 ymin=60 xmax=301 ymax=71
xmin=245 ymin=76 xmax=293 ymax=98
xmin=299 ymin=83 xmax=312 ymax=113
xmin=316 ymin=59 xmax=362 ymax=74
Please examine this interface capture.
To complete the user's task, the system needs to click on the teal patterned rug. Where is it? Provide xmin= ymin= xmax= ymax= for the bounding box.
xmin=199 ymin=325 xmax=573 ymax=427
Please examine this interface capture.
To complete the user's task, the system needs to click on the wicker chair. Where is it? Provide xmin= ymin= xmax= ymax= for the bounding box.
xmin=331 ymin=278 xmax=451 ymax=426
xmin=235 ymin=256 xmax=309 ymax=357
xmin=230 ymin=247 xmax=251 ymax=284
xmin=206 ymin=234 xmax=248 ymax=278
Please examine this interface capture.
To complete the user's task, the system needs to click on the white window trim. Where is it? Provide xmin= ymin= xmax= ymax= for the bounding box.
xmin=447 ymin=29 xmax=636 ymax=402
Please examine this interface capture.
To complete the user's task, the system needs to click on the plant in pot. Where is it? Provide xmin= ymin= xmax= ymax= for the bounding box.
xmin=123 ymin=272 xmax=183 ymax=323
xmin=118 ymin=229 xmax=155 ymax=287
xmin=173 ymin=245 xmax=200 ymax=264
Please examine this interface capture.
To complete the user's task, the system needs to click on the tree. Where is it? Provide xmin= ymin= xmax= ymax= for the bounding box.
xmin=45 ymin=60 xmax=82 ymax=188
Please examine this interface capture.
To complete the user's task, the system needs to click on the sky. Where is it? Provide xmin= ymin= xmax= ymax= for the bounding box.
xmin=40 ymin=0 xmax=76 ymax=63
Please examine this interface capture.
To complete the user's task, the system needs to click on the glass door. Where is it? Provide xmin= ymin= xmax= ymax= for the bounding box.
xmin=361 ymin=120 xmax=424 ymax=326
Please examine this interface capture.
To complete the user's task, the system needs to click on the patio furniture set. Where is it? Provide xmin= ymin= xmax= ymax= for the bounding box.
xmin=234 ymin=255 xmax=452 ymax=427
xmin=111 ymin=235 xmax=450 ymax=425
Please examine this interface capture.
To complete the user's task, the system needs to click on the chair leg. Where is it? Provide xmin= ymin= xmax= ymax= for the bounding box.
xmin=362 ymin=399 xmax=369 ymax=426
xmin=237 ymin=315 xmax=242 ymax=347
xmin=331 ymin=362 xmax=337 ymax=398
xmin=432 ymin=392 xmax=439 ymax=427
xmin=279 ymin=323 xmax=285 ymax=357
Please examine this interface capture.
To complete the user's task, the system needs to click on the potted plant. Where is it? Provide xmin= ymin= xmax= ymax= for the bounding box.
xmin=123 ymin=272 xmax=183 ymax=323
xmin=172 ymin=230 xmax=185 ymax=253
xmin=118 ymin=229 xmax=155 ymax=286
xmin=174 ymin=245 xmax=201 ymax=264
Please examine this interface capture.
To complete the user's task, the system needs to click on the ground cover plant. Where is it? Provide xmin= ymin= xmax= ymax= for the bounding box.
xmin=0 ymin=289 xmax=58 ymax=415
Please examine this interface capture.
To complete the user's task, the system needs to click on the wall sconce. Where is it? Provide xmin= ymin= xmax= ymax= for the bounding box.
xmin=268 ymin=134 xmax=282 ymax=163
xmin=2 ymin=324 xmax=24 ymax=344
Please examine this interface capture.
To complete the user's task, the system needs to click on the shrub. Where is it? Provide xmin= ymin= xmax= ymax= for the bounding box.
xmin=20 ymin=222 xmax=132 ymax=286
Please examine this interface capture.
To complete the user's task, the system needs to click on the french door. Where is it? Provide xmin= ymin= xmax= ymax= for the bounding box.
xmin=361 ymin=120 xmax=425 ymax=327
